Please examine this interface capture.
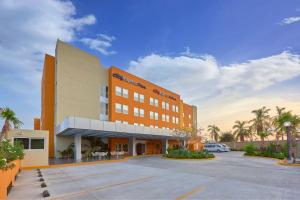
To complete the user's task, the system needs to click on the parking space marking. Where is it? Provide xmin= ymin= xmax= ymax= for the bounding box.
xmin=176 ymin=186 xmax=204 ymax=200
xmin=50 ymin=176 xmax=155 ymax=200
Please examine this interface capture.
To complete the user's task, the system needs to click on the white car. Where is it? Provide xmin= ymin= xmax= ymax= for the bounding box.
xmin=204 ymin=143 xmax=226 ymax=152
xmin=221 ymin=144 xmax=231 ymax=152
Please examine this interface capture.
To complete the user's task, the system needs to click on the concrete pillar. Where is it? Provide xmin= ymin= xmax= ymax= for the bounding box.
xmin=183 ymin=139 xmax=187 ymax=149
xmin=162 ymin=138 xmax=168 ymax=154
xmin=74 ymin=134 xmax=82 ymax=161
xmin=128 ymin=137 xmax=136 ymax=156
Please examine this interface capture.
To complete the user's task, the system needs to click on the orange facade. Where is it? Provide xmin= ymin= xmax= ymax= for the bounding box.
xmin=182 ymin=102 xmax=194 ymax=129
xmin=109 ymin=66 xmax=183 ymax=129
xmin=41 ymin=54 xmax=55 ymax=158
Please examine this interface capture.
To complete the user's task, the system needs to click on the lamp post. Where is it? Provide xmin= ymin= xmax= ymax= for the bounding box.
xmin=284 ymin=121 xmax=292 ymax=160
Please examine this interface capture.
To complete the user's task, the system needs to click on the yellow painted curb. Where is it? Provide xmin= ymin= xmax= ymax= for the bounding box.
xmin=22 ymin=157 xmax=129 ymax=170
xmin=277 ymin=160 xmax=300 ymax=167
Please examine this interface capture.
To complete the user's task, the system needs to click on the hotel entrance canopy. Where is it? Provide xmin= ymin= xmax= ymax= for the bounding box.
xmin=55 ymin=117 xmax=185 ymax=140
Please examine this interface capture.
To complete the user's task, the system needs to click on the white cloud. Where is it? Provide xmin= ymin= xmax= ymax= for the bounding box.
xmin=0 ymin=0 xmax=96 ymax=128
xmin=79 ymin=34 xmax=116 ymax=55
xmin=128 ymin=51 xmax=300 ymax=130
xmin=280 ymin=16 xmax=300 ymax=25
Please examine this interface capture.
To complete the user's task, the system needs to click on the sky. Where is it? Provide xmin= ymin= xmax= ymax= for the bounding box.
xmin=1 ymin=0 xmax=300 ymax=138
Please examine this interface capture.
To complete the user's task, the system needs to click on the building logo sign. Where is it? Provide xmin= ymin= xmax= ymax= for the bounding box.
xmin=112 ymin=73 xmax=146 ymax=89
xmin=153 ymin=89 xmax=176 ymax=101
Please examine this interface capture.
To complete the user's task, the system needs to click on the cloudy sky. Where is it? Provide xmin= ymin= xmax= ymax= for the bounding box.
xmin=1 ymin=0 xmax=300 ymax=136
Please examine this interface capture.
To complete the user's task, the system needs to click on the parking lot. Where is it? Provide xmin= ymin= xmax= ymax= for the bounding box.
xmin=9 ymin=151 xmax=300 ymax=200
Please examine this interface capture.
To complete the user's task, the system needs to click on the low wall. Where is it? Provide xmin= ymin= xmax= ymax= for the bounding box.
xmin=0 ymin=160 xmax=21 ymax=200
xmin=223 ymin=140 xmax=300 ymax=157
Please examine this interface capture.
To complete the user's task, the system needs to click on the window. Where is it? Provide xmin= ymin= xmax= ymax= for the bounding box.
xmin=123 ymin=144 xmax=128 ymax=152
xmin=149 ymin=97 xmax=154 ymax=106
xmin=134 ymin=123 xmax=139 ymax=126
xmin=115 ymin=120 xmax=122 ymax=123
xmin=140 ymin=123 xmax=144 ymax=126
xmin=115 ymin=144 xmax=122 ymax=151
xmin=123 ymin=88 xmax=128 ymax=98
xmin=175 ymin=117 xmax=179 ymax=124
xmin=172 ymin=116 xmax=175 ymax=123
xmin=172 ymin=105 xmax=176 ymax=112
xmin=105 ymin=103 xmax=109 ymax=115
xmin=150 ymin=125 xmax=154 ymax=128
xmin=31 ymin=139 xmax=44 ymax=149
xmin=166 ymin=115 xmax=170 ymax=122
xmin=123 ymin=121 xmax=128 ymax=124
xmin=14 ymin=138 xmax=29 ymax=149
xmin=175 ymin=106 xmax=179 ymax=113
xmin=140 ymin=109 xmax=144 ymax=117
xmin=115 ymin=103 xmax=122 ymax=113
xmin=189 ymin=114 xmax=191 ymax=119
xmin=150 ymin=111 xmax=154 ymax=119
xmin=134 ymin=92 xmax=139 ymax=101
xmin=166 ymin=103 xmax=169 ymax=110
xmin=162 ymin=101 xmax=166 ymax=109
xmin=115 ymin=86 xmax=122 ymax=96
xmin=134 ymin=107 xmax=139 ymax=116
xmin=154 ymin=125 xmax=158 ymax=129
xmin=189 ymin=123 xmax=191 ymax=127
xmin=154 ymin=99 xmax=158 ymax=107
xmin=139 ymin=94 xmax=144 ymax=103
xmin=162 ymin=114 xmax=166 ymax=121
xmin=154 ymin=112 xmax=158 ymax=120
xmin=123 ymin=105 xmax=128 ymax=114
xmin=183 ymin=113 xmax=185 ymax=117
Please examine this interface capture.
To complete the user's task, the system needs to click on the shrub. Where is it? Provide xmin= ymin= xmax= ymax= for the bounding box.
xmin=0 ymin=139 xmax=24 ymax=169
xmin=165 ymin=148 xmax=214 ymax=159
xmin=244 ymin=144 xmax=256 ymax=155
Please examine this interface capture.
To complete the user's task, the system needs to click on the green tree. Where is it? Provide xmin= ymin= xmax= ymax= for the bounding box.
xmin=273 ymin=106 xmax=286 ymax=141
xmin=0 ymin=107 xmax=23 ymax=140
xmin=275 ymin=111 xmax=300 ymax=159
xmin=219 ymin=132 xmax=235 ymax=142
xmin=207 ymin=125 xmax=220 ymax=142
xmin=232 ymin=120 xmax=248 ymax=142
xmin=249 ymin=106 xmax=271 ymax=144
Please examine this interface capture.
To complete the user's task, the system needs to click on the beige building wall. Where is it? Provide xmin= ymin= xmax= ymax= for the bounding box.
xmin=8 ymin=129 xmax=49 ymax=167
xmin=54 ymin=40 xmax=108 ymax=155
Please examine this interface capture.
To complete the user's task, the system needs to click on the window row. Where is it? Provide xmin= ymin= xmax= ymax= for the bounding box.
xmin=134 ymin=107 xmax=144 ymax=117
xmin=115 ymin=86 xmax=128 ymax=98
xmin=14 ymin=138 xmax=45 ymax=149
xmin=115 ymin=103 xmax=128 ymax=114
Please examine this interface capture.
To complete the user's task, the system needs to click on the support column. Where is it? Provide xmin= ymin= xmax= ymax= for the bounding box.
xmin=129 ymin=137 xmax=136 ymax=156
xmin=74 ymin=134 xmax=82 ymax=161
xmin=162 ymin=138 xmax=168 ymax=154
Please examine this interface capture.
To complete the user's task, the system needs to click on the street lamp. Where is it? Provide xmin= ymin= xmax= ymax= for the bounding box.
xmin=284 ymin=121 xmax=292 ymax=160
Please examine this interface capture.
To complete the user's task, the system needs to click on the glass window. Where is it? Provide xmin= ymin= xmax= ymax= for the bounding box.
xmin=154 ymin=125 xmax=158 ymax=128
xmin=172 ymin=116 xmax=175 ymax=123
xmin=14 ymin=138 xmax=29 ymax=149
xmin=150 ymin=125 xmax=154 ymax=128
xmin=149 ymin=97 xmax=154 ymax=105
xmin=150 ymin=111 xmax=154 ymax=119
xmin=189 ymin=114 xmax=191 ymax=119
xmin=115 ymin=120 xmax=122 ymax=123
xmin=115 ymin=103 xmax=122 ymax=113
xmin=31 ymin=138 xmax=44 ymax=149
xmin=154 ymin=99 xmax=158 ymax=107
xmin=123 ymin=88 xmax=128 ymax=98
xmin=166 ymin=115 xmax=169 ymax=122
xmin=155 ymin=112 xmax=158 ymax=120
xmin=134 ymin=107 xmax=139 ymax=116
xmin=172 ymin=105 xmax=175 ymax=112
xmin=134 ymin=123 xmax=139 ymax=126
xmin=134 ymin=92 xmax=139 ymax=101
xmin=175 ymin=106 xmax=179 ymax=113
xmin=123 ymin=121 xmax=128 ymax=124
xmin=116 ymin=144 xmax=122 ymax=151
xmin=140 ymin=123 xmax=144 ymax=126
xmin=123 ymin=144 xmax=128 ymax=152
xmin=166 ymin=103 xmax=169 ymax=110
xmin=140 ymin=109 xmax=144 ymax=117
xmin=115 ymin=86 xmax=122 ymax=96
xmin=123 ymin=105 xmax=128 ymax=114
xmin=162 ymin=101 xmax=165 ymax=109
xmin=139 ymin=94 xmax=144 ymax=103
xmin=162 ymin=114 xmax=165 ymax=121
xmin=175 ymin=117 xmax=179 ymax=124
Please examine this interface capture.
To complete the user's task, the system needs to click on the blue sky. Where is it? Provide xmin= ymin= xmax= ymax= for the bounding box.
xmin=0 ymin=0 xmax=300 ymax=135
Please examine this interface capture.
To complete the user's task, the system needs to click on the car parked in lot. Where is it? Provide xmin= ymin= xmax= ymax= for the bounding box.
xmin=204 ymin=143 xmax=227 ymax=152
xmin=221 ymin=143 xmax=231 ymax=152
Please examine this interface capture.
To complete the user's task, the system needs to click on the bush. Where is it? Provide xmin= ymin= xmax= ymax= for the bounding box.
xmin=244 ymin=144 xmax=256 ymax=155
xmin=0 ymin=139 xmax=24 ymax=169
xmin=165 ymin=148 xmax=214 ymax=159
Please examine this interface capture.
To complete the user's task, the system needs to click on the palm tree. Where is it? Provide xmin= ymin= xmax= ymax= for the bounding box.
xmin=249 ymin=106 xmax=271 ymax=145
xmin=273 ymin=106 xmax=286 ymax=141
xmin=0 ymin=107 xmax=23 ymax=140
xmin=232 ymin=120 xmax=248 ymax=142
xmin=276 ymin=111 xmax=300 ymax=159
xmin=207 ymin=125 xmax=220 ymax=142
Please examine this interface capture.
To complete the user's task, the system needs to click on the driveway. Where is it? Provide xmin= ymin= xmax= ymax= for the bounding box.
xmin=8 ymin=152 xmax=300 ymax=200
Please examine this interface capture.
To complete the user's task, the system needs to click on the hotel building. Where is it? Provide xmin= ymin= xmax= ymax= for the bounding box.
xmin=35 ymin=40 xmax=197 ymax=160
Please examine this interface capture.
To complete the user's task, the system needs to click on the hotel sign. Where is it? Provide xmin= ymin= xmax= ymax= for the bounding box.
xmin=153 ymin=89 xmax=176 ymax=101
xmin=112 ymin=73 xmax=146 ymax=89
